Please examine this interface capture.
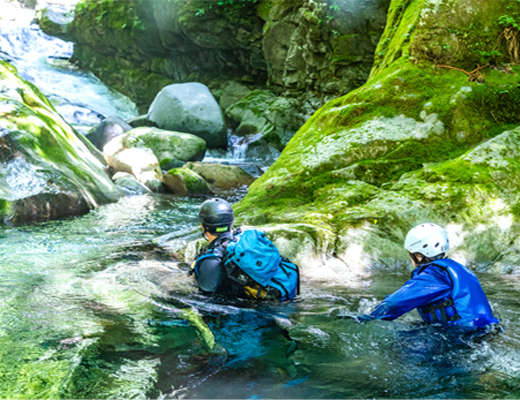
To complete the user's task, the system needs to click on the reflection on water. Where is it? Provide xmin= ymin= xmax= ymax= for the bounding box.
xmin=0 ymin=195 xmax=518 ymax=398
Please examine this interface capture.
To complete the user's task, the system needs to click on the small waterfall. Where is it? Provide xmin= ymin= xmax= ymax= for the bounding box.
xmin=229 ymin=134 xmax=249 ymax=161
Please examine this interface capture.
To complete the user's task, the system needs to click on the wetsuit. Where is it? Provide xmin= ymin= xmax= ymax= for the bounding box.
xmin=193 ymin=231 xmax=238 ymax=295
xmin=370 ymin=258 xmax=499 ymax=328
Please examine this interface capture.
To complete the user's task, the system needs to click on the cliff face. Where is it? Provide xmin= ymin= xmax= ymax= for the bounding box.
xmin=234 ymin=0 xmax=520 ymax=274
xmin=48 ymin=0 xmax=389 ymax=145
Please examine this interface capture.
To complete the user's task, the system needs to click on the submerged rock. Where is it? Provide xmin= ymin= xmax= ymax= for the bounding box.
xmin=112 ymin=172 xmax=153 ymax=195
xmin=183 ymin=162 xmax=255 ymax=190
xmin=0 ymin=61 xmax=123 ymax=224
xmin=234 ymin=0 xmax=520 ymax=273
xmin=162 ymin=168 xmax=213 ymax=196
xmin=148 ymin=83 xmax=227 ymax=149
xmin=86 ymin=115 xmax=133 ymax=151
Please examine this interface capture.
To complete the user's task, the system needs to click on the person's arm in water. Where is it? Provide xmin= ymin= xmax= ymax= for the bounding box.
xmin=368 ymin=265 xmax=453 ymax=320
xmin=195 ymin=256 xmax=226 ymax=294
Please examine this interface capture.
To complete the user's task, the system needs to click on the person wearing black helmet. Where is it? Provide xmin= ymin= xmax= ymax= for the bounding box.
xmin=192 ymin=198 xmax=238 ymax=295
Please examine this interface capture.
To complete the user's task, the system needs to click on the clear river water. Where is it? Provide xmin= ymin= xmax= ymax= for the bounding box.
xmin=0 ymin=13 xmax=520 ymax=400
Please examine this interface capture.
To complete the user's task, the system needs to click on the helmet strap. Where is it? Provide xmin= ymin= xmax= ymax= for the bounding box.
xmin=201 ymin=225 xmax=210 ymax=241
xmin=410 ymin=252 xmax=426 ymax=266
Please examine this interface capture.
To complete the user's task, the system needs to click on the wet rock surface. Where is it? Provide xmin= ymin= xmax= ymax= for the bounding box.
xmin=0 ymin=61 xmax=122 ymax=224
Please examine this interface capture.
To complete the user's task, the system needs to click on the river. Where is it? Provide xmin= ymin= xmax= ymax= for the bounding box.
xmin=0 ymin=11 xmax=519 ymax=400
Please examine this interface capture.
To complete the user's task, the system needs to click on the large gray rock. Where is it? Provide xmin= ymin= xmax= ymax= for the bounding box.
xmin=148 ymin=83 xmax=227 ymax=149
xmin=124 ymin=127 xmax=206 ymax=170
xmin=86 ymin=115 xmax=133 ymax=151
xmin=184 ymin=162 xmax=255 ymax=190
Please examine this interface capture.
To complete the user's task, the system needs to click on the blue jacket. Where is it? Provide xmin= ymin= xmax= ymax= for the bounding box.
xmin=370 ymin=258 xmax=499 ymax=328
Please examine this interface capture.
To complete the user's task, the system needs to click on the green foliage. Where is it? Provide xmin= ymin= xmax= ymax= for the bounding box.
xmin=476 ymin=49 xmax=503 ymax=64
xmin=76 ymin=0 xmax=146 ymax=34
xmin=194 ymin=0 xmax=259 ymax=17
xmin=499 ymin=14 xmax=520 ymax=30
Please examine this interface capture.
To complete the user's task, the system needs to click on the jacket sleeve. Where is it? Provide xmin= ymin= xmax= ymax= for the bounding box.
xmin=369 ymin=266 xmax=453 ymax=320
xmin=196 ymin=256 xmax=226 ymax=294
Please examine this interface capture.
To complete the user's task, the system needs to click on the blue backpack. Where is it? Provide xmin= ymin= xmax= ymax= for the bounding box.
xmin=223 ymin=229 xmax=300 ymax=301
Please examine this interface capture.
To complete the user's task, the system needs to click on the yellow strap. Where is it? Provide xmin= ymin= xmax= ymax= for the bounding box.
xmin=243 ymin=285 xmax=267 ymax=300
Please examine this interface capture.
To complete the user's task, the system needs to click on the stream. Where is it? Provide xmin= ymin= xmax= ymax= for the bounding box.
xmin=0 ymin=13 xmax=520 ymax=400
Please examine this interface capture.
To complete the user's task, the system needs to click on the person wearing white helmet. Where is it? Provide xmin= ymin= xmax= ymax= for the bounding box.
xmin=367 ymin=223 xmax=499 ymax=327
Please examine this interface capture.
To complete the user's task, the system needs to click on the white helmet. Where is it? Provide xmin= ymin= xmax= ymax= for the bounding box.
xmin=404 ymin=223 xmax=449 ymax=258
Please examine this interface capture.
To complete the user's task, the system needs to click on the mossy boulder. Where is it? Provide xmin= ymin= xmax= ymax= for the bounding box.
xmin=217 ymin=80 xmax=252 ymax=110
xmin=234 ymin=0 xmax=520 ymax=274
xmin=148 ymin=83 xmax=227 ymax=149
xmin=0 ymin=61 xmax=122 ymax=224
xmin=37 ymin=4 xmax=75 ymax=42
xmin=162 ymin=168 xmax=213 ymax=196
xmin=124 ymin=126 xmax=207 ymax=168
xmin=225 ymin=89 xmax=307 ymax=150
xmin=183 ymin=161 xmax=256 ymax=190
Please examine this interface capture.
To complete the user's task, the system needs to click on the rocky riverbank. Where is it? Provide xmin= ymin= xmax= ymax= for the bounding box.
xmin=39 ymin=0 xmax=390 ymax=152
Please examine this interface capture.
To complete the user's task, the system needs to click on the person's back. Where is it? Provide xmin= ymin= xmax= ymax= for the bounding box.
xmin=409 ymin=258 xmax=498 ymax=327
xmin=368 ymin=223 xmax=499 ymax=328
xmin=191 ymin=198 xmax=299 ymax=301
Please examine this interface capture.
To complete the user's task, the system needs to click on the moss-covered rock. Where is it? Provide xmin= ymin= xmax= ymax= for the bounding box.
xmin=162 ymin=168 xmax=213 ymax=196
xmin=234 ymin=0 xmax=520 ymax=274
xmin=0 ymin=61 xmax=123 ymax=224
xmin=37 ymin=4 xmax=75 ymax=42
xmin=183 ymin=161 xmax=255 ymax=190
xmin=125 ymin=126 xmax=207 ymax=166
xmin=225 ymin=89 xmax=307 ymax=150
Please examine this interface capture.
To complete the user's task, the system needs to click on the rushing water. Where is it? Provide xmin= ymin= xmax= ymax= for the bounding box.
xmin=1 ymin=10 xmax=520 ymax=400
xmin=0 ymin=195 xmax=519 ymax=399
xmin=0 ymin=18 xmax=138 ymax=133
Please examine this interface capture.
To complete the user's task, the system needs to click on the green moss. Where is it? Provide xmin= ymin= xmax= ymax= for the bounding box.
xmin=0 ymin=200 xmax=12 ymax=221
xmin=167 ymin=168 xmax=212 ymax=195
xmin=235 ymin=0 xmax=520 ymax=242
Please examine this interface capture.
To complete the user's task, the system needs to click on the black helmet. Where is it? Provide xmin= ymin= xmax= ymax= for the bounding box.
xmin=198 ymin=198 xmax=234 ymax=234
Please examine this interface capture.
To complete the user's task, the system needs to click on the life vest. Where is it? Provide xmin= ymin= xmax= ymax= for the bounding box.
xmin=193 ymin=229 xmax=300 ymax=301
xmin=415 ymin=259 xmax=499 ymax=328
